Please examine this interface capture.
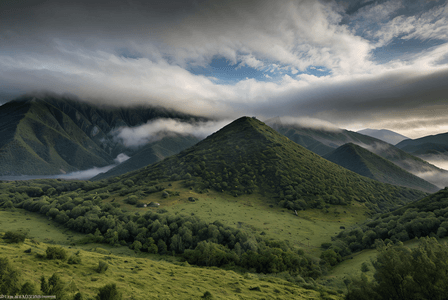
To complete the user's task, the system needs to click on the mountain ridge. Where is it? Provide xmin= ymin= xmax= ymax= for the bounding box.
xmin=357 ymin=128 xmax=409 ymax=145
xmin=111 ymin=116 xmax=427 ymax=213
xmin=0 ymin=94 xmax=205 ymax=175
xmin=269 ymin=121 xmax=448 ymax=188
xmin=324 ymin=143 xmax=439 ymax=193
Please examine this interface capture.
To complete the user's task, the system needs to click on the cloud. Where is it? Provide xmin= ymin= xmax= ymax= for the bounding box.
xmin=0 ymin=153 xmax=131 ymax=180
xmin=55 ymin=165 xmax=116 ymax=180
xmin=424 ymin=158 xmax=448 ymax=171
xmin=111 ymin=118 xmax=232 ymax=148
xmin=414 ymin=171 xmax=448 ymax=189
xmin=370 ymin=2 xmax=448 ymax=47
xmin=275 ymin=116 xmax=341 ymax=132
xmin=114 ymin=153 xmax=130 ymax=164
xmin=1 ymin=0 xmax=448 ymax=138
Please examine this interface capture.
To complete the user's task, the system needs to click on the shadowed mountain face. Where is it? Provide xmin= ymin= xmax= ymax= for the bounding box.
xmin=268 ymin=121 xmax=448 ymax=188
xmin=113 ymin=117 xmax=426 ymax=213
xmin=0 ymin=95 xmax=204 ymax=176
xmin=324 ymin=143 xmax=439 ymax=193
xmin=396 ymin=132 xmax=448 ymax=167
xmin=357 ymin=128 xmax=409 ymax=145
xmin=91 ymin=134 xmax=200 ymax=181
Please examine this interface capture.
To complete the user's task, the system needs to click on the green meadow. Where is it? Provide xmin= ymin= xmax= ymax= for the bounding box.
xmin=0 ymin=212 xmax=342 ymax=300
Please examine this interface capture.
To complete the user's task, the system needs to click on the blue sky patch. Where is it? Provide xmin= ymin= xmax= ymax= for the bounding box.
xmin=371 ymin=37 xmax=446 ymax=64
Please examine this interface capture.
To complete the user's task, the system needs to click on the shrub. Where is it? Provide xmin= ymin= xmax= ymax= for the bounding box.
xmin=3 ymin=230 xmax=27 ymax=243
xmin=68 ymin=254 xmax=81 ymax=265
xmin=361 ymin=262 xmax=370 ymax=272
xmin=96 ymin=260 xmax=109 ymax=273
xmin=202 ymin=291 xmax=213 ymax=299
xmin=96 ymin=283 xmax=122 ymax=300
xmin=46 ymin=246 xmax=67 ymax=260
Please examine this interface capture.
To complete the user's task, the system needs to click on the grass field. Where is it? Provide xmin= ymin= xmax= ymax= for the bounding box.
xmin=0 ymin=231 xmax=343 ymax=299
xmin=0 ymin=180 xmax=371 ymax=299
xmin=112 ymin=181 xmax=369 ymax=258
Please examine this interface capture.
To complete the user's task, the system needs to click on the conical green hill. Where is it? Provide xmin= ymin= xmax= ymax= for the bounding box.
xmin=324 ymin=143 xmax=439 ymax=193
xmin=116 ymin=117 xmax=426 ymax=212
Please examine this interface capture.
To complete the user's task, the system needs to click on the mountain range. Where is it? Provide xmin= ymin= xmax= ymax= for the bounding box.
xmin=357 ymin=128 xmax=409 ymax=145
xmin=324 ymin=143 xmax=439 ymax=193
xmin=0 ymin=94 xmax=203 ymax=176
xmin=1 ymin=95 xmax=446 ymax=192
xmin=112 ymin=116 xmax=426 ymax=213
xmin=268 ymin=119 xmax=448 ymax=188
xmin=396 ymin=132 xmax=448 ymax=163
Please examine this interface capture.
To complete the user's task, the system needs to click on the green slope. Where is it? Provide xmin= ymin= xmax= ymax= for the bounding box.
xmin=333 ymin=187 xmax=448 ymax=255
xmin=324 ymin=143 xmax=439 ymax=193
xmin=397 ymin=132 xmax=448 ymax=150
xmin=0 ymin=99 xmax=111 ymax=175
xmin=114 ymin=117 xmax=426 ymax=213
xmin=0 ymin=94 xmax=205 ymax=175
xmin=91 ymin=134 xmax=200 ymax=181
xmin=269 ymin=121 xmax=448 ymax=187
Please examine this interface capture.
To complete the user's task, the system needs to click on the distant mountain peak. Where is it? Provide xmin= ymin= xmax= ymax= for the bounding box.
xmin=324 ymin=143 xmax=439 ymax=193
xmin=357 ymin=128 xmax=409 ymax=145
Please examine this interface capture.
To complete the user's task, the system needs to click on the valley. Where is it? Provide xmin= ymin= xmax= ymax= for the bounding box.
xmin=1 ymin=100 xmax=448 ymax=300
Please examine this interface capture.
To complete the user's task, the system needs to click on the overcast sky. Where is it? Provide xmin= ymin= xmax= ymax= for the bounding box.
xmin=1 ymin=0 xmax=448 ymax=138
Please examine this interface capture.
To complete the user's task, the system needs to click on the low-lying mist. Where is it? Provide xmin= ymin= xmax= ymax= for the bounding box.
xmin=111 ymin=118 xmax=233 ymax=148
xmin=0 ymin=153 xmax=130 ymax=181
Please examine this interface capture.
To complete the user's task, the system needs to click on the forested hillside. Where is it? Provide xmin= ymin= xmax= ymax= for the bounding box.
xmin=0 ymin=94 xmax=204 ymax=175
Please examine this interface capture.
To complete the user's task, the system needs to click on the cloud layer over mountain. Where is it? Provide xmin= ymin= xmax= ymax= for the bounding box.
xmin=1 ymin=0 xmax=448 ymax=138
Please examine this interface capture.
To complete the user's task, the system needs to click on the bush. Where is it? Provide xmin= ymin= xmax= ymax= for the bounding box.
xmin=361 ymin=262 xmax=370 ymax=272
xmin=96 ymin=283 xmax=122 ymax=300
xmin=3 ymin=230 xmax=27 ymax=243
xmin=96 ymin=260 xmax=108 ymax=273
xmin=46 ymin=246 xmax=67 ymax=260
xmin=68 ymin=254 xmax=81 ymax=265
xmin=202 ymin=291 xmax=213 ymax=299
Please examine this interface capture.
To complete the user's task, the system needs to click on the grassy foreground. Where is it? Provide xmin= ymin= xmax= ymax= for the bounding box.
xmin=0 ymin=236 xmax=341 ymax=300
xmin=0 ymin=208 xmax=343 ymax=299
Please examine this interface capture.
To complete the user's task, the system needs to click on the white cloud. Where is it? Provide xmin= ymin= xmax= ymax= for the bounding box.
xmin=111 ymin=119 xmax=233 ymax=148
xmin=236 ymin=54 xmax=264 ymax=69
xmin=1 ymin=0 xmax=448 ymax=138
xmin=372 ymin=2 xmax=448 ymax=47
xmin=114 ymin=153 xmax=130 ymax=164
xmin=278 ymin=116 xmax=341 ymax=132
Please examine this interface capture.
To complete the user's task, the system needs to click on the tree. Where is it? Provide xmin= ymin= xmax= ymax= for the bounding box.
xmin=0 ymin=258 xmax=22 ymax=295
xmin=96 ymin=283 xmax=122 ymax=300
xmin=131 ymin=240 xmax=142 ymax=252
xmin=41 ymin=273 xmax=67 ymax=300
xmin=346 ymin=237 xmax=448 ymax=300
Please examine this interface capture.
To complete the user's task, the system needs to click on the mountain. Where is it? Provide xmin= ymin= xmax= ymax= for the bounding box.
xmin=268 ymin=120 xmax=448 ymax=188
xmin=396 ymin=132 xmax=448 ymax=163
xmin=0 ymin=94 xmax=204 ymax=176
xmin=323 ymin=143 xmax=439 ymax=193
xmin=357 ymin=128 xmax=409 ymax=145
xmin=112 ymin=117 xmax=426 ymax=213
xmin=91 ymin=134 xmax=200 ymax=181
